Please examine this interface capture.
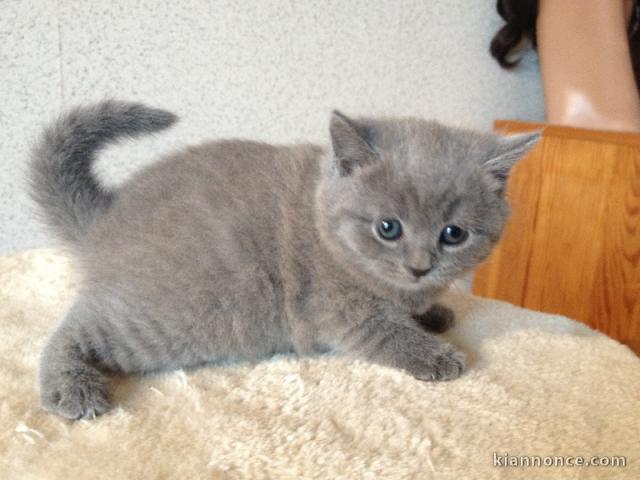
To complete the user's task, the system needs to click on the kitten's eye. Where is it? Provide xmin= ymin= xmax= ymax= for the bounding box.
xmin=376 ymin=219 xmax=403 ymax=241
xmin=440 ymin=225 xmax=468 ymax=246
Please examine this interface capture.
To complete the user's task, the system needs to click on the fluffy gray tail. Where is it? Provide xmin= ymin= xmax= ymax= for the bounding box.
xmin=29 ymin=100 xmax=177 ymax=245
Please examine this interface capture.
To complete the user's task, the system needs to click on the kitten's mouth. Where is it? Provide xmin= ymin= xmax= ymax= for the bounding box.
xmin=403 ymin=274 xmax=428 ymax=288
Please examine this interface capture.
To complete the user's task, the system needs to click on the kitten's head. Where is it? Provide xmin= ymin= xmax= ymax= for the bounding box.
xmin=316 ymin=111 xmax=539 ymax=293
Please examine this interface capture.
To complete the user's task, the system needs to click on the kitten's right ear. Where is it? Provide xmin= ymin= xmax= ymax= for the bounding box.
xmin=484 ymin=131 xmax=541 ymax=193
xmin=329 ymin=111 xmax=377 ymax=176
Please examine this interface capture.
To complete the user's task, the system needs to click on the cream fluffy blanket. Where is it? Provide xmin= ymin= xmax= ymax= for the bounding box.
xmin=1 ymin=249 xmax=638 ymax=479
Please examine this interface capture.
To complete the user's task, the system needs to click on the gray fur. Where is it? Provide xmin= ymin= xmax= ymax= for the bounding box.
xmin=29 ymin=100 xmax=177 ymax=245
xmin=30 ymin=101 xmax=539 ymax=419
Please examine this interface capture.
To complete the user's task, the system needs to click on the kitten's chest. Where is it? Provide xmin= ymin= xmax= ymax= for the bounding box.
xmin=401 ymin=291 xmax=436 ymax=315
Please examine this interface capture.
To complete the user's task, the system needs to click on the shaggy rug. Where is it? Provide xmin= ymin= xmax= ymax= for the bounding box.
xmin=0 ymin=249 xmax=638 ymax=479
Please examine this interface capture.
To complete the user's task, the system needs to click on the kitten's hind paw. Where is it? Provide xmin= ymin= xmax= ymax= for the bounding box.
xmin=414 ymin=304 xmax=455 ymax=333
xmin=40 ymin=368 xmax=112 ymax=420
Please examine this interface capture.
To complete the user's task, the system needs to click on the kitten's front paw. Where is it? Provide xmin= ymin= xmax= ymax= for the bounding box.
xmin=411 ymin=347 xmax=465 ymax=382
xmin=414 ymin=304 xmax=455 ymax=333
xmin=41 ymin=369 xmax=111 ymax=420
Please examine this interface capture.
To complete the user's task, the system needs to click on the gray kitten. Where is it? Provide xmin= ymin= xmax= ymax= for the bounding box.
xmin=30 ymin=101 xmax=538 ymax=420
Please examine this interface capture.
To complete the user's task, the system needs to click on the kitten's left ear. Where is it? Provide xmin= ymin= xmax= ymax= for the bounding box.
xmin=329 ymin=111 xmax=377 ymax=176
xmin=484 ymin=131 xmax=541 ymax=185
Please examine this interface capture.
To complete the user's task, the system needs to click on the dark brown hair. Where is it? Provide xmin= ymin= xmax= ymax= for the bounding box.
xmin=489 ymin=0 xmax=538 ymax=69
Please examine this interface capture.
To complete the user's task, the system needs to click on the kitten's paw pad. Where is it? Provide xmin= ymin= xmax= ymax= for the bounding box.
xmin=414 ymin=348 xmax=465 ymax=382
xmin=414 ymin=304 xmax=455 ymax=333
xmin=41 ymin=373 xmax=111 ymax=420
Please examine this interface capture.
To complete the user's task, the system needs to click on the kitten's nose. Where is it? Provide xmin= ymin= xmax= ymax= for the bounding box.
xmin=406 ymin=266 xmax=431 ymax=278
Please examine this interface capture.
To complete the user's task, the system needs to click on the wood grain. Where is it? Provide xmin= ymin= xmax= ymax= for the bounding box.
xmin=473 ymin=121 xmax=640 ymax=354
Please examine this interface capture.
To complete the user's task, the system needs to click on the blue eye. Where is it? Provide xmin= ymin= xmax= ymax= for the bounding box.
xmin=440 ymin=225 xmax=468 ymax=246
xmin=377 ymin=219 xmax=403 ymax=241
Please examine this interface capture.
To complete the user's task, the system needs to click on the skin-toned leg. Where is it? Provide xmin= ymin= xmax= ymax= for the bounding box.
xmin=537 ymin=0 xmax=640 ymax=131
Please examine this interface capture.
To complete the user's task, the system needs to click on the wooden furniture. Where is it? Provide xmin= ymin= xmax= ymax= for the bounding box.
xmin=473 ymin=120 xmax=640 ymax=354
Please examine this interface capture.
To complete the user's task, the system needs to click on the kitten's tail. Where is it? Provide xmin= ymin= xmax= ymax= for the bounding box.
xmin=29 ymin=100 xmax=177 ymax=245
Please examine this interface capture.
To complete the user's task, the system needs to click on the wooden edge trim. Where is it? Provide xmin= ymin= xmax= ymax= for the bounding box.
xmin=494 ymin=120 xmax=640 ymax=148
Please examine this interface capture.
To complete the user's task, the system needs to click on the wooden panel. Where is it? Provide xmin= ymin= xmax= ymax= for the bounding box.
xmin=473 ymin=121 xmax=640 ymax=354
xmin=494 ymin=120 xmax=640 ymax=147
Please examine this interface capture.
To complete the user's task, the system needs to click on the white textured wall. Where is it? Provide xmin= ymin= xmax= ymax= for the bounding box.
xmin=1 ymin=0 xmax=544 ymax=253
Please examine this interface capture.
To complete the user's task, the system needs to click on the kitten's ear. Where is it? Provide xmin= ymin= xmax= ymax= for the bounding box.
xmin=484 ymin=131 xmax=541 ymax=188
xmin=329 ymin=111 xmax=377 ymax=176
